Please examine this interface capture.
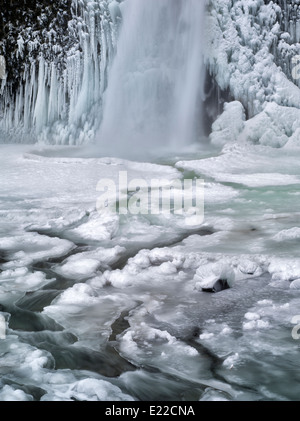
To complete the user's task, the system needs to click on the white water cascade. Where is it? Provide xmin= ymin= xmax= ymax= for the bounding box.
xmin=97 ymin=0 xmax=206 ymax=156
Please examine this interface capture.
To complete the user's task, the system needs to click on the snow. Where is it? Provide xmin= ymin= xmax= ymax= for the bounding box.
xmin=176 ymin=142 xmax=300 ymax=188
xmin=290 ymin=279 xmax=300 ymax=289
xmin=56 ymin=258 xmax=101 ymax=279
xmin=62 ymin=378 xmax=134 ymax=402
xmin=238 ymin=102 xmax=300 ymax=148
xmin=1 ymin=0 xmax=300 ymax=155
xmin=199 ymin=332 xmax=214 ymax=340
xmin=50 ymin=283 xmax=99 ymax=308
xmin=209 ymin=101 xmax=245 ymax=147
xmin=243 ymin=319 xmax=269 ymax=330
xmin=204 ymin=2 xmax=300 ymax=154
xmin=97 ymin=0 xmax=205 ymax=155
xmin=54 ymin=245 xmax=125 ymax=280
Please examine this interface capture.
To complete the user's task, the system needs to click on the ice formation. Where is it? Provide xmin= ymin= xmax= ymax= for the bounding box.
xmin=1 ymin=0 xmax=300 ymax=147
xmin=97 ymin=0 xmax=205 ymax=155
xmin=0 ymin=0 xmax=118 ymax=144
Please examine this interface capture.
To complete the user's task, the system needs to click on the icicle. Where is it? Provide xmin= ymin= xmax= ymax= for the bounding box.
xmin=0 ymin=0 xmax=118 ymax=144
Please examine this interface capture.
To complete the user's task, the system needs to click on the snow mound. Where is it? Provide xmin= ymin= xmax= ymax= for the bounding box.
xmin=193 ymin=262 xmax=235 ymax=291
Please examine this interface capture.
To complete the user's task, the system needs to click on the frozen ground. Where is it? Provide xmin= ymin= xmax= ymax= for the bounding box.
xmin=0 ymin=142 xmax=300 ymax=401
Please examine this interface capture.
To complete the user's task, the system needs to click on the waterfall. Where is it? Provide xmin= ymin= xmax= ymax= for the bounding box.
xmin=97 ymin=0 xmax=206 ymax=156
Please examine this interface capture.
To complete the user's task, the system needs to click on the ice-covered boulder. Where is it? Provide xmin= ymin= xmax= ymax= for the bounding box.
xmin=194 ymin=262 xmax=235 ymax=293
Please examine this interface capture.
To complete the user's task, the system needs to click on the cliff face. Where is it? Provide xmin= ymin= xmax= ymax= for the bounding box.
xmin=0 ymin=0 xmax=299 ymax=144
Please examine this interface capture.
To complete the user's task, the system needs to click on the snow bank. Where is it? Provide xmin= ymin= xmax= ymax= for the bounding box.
xmin=273 ymin=227 xmax=300 ymax=242
xmin=176 ymin=142 xmax=300 ymax=187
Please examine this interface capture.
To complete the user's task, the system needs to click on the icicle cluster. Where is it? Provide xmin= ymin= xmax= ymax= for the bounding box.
xmin=271 ymin=0 xmax=300 ymax=85
xmin=0 ymin=0 xmax=119 ymax=144
xmin=205 ymin=0 xmax=300 ymax=118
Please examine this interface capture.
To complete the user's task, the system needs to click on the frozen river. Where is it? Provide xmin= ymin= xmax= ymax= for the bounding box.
xmin=0 ymin=142 xmax=299 ymax=401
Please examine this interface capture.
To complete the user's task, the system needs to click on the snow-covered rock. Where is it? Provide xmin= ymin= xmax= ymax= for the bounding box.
xmin=194 ymin=262 xmax=235 ymax=292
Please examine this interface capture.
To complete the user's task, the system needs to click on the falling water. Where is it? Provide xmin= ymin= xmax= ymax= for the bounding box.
xmin=97 ymin=0 xmax=206 ymax=156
